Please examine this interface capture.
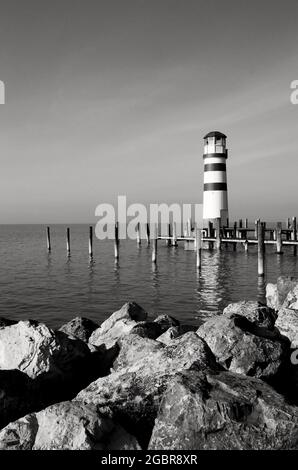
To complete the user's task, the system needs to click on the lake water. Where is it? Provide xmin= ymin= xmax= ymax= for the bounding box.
xmin=0 ymin=224 xmax=297 ymax=329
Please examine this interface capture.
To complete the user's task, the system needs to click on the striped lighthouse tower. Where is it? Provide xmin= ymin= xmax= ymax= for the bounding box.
xmin=203 ymin=131 xmax=229 ymax=226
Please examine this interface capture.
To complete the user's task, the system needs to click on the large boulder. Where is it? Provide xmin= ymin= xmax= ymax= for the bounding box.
xmin=89 ymin=302 xmax=147 ymax=348
xmin=0 ymin=320 xmax=90 ymax=379
xmin=282 ymin=284 xmax=298 ymax=310
xmin=149 ymin=368 xmax=298 ymax=450
xmin=196 ymin=315 xmax=289 ymax=379
xmin=0 ymin=320 xmax=118 ymax=428
xmin=266 ymin=276 xmax=298 ymax=311
xmin=76 ymin=332 xmax=219 ymax=447
xmin=275 ymin=308 xmax=298 ymax=348
xmin=0 ymin=401 xmax=140 ymax=450
xmin=223 ymin=301 xmax=277 ymax=329
xmin=157 ymin=326 xmax=181 ymax=345
xmin=112 ymin=333 xmax=164 ymax=371
xmin=58 ymin=317 xmax=99 ymax=343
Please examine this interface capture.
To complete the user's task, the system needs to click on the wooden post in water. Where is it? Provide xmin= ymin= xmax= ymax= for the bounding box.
xmin=167 ymin=223 xmax=171 ymax=246
xmin=136 ymin=222 xmax=141 ymax=245
xmin=88 ymin=226 xmax=93 ymax=258
xmin=286 ymin=218 xmax=291 ymax=240
xmin=196 ymin=227 xmax=202 ymax=269
xmin=292 ymin=216 xmax=297 ymax=255
xmin=187 ymin=218 xmax=192 ymax=236
xmin=238 ymin=219 xmax=242 ymax=239
xmin=172 ymin=222 xmax=177 ymax=246
xmin=276 ymin=222 xmax=283 ymax=254
xmin=257 ymin=221 xmax=265 ymax=277
xmin=215 ymin=218 xmax=221 ymax=250
xmin=66 ymin=227 xmax=70 ymax=255
xmin=152 ymin=224 xmax=157 ymax=264
xmin=46 ymin=226 xmax=51 ymax=252
xmin=114 ymin=222 xmax=119 ymax=260
xmin=255 ymin=219 xmax=260 ymax=239
xmin=232 ymin=222 xmax=237 ymax=250
xmin=146 ymin=223 xmax=150 ymax=245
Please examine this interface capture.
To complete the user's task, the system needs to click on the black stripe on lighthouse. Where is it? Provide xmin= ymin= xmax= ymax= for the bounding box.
xmin=204 ymin=163 xmax=226 ymax=171
xmin=204 ymin=183 xmax=227 ymax=191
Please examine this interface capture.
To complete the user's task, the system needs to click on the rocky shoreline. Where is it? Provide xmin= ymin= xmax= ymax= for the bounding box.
xmin=0 ymin=276 xmax=298 ymax=450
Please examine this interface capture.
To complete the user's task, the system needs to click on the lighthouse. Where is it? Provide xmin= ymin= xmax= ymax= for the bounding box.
xmin=203 ymin=131 xmax=229 ymax=226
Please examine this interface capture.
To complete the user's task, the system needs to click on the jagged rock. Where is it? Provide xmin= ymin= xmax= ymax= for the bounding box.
xmin=266 ymin=283 xmax=278 ymax=310
xmin=113 ymin=334 xmax=163 ymax=371
xmin=275 ymin=308 xmax=298 ymax=348
xmin=154 ymin=314 xmax=180 ymax=332
xmin=0 ymin=401 xmax=140 ymax=450
xmin=0 ymin=320 xmax=91 ymax=379
xmin=266 ymin=276 xmax=298 ymax=310
xmin=149 ymin=368 xmax=298 ymax=450
xmin=157 ymin=326 xmax=181 ymax=345
xmin=282 ymin=284 xmax=298 ymax=310
xmin=223 ymin=300 xmax=277 ymax=329
xmin=0 ymin=320 xmax=63 ymax=379
xmin=197 ymin=315 xmax=289 ymax=378
xmin=130 ymin=321 xmax=163 ymax=339
xmin=89 ymin=302 xmax=147 ymax=349
xmin=0 ymin=321 xmax=119 ymax=429
xmin=76 ymin=332 xmax=219 ymax=447
xmin=58 ymin=317 xmax=99 ymax=342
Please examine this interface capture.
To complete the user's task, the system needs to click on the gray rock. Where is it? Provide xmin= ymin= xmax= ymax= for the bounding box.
xmin=275 ymin=307 xmax=298 ymax=348
xmin=154 ymin=314 xmax=180 ymax=332
xmin=130 ymin=321 xmax=163 ymax=339
xmin=0 ymin=321 xmax=118 ymax=429
xmin=0 ymin=320 xmax=64 ymax=379
xmin=113 ymin=333 xmax=163 ymax=371
xmin=58 ymin=317 xmax=99 ymax=342
xmin=149 ymin=369 xmax=298 ymax=450
xmin=266 ymin=283 xmax=278 ymax=310
xmin=157 ymin=326 xmax=181 ymax=345
xmin=197 ymin=315 xmax=289 ymax=379
xmin=223 ymin=300 xmax=277 ymax=329
xmin=76 ymin=332 xmax=219 ymax=447
xmin=0 ymin=401 xmax=140 ymax=450
xmin=89 ymin=302 xmax=147 ymax=349
xmin=266 ymin=276 xmax=298 ymax=310
xmin=282 ymin=284 xmax=298 ymax=310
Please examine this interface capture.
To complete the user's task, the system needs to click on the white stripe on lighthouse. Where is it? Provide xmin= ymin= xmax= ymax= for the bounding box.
xmin=204 ymin=171 xmax=227 ymax=184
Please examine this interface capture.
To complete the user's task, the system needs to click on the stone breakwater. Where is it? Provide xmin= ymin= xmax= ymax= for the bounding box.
xmin=0 ymin=276 xmax=298 ymax=450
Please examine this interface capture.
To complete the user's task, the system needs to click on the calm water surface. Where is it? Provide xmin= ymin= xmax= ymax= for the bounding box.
xmin=0 ymin=224 xmax=297 ymax=329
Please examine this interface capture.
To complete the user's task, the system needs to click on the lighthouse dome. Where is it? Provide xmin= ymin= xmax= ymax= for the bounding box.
xmin=204 ymin=131 xmax=227 ymax=139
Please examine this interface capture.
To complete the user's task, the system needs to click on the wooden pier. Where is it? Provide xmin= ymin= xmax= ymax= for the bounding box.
xmin=45 ymin=217 xmax=298 ymax=277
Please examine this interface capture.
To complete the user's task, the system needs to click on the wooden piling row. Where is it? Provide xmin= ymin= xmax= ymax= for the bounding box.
xmin=44 ymin=216 xmax=298 ymax=276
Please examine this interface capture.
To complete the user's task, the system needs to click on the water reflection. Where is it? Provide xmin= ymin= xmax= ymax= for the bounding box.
xmin=195 ymin=250 xmax=224 ymax=321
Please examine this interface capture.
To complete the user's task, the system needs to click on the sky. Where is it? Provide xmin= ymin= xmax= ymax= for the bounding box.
xmin=0 ymin=0 xmax=297 ymax=223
